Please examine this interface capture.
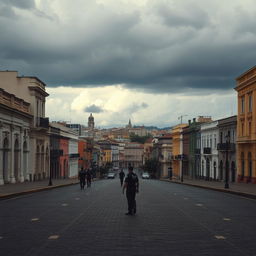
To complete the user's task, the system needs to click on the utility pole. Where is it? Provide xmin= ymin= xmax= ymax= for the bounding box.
xmin=178 ymin=115 xmax=188 ymax=124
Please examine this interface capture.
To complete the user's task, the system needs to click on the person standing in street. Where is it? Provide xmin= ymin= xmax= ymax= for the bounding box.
xmin=122 ymin=166 xmax=139 ymax=215
xmin=78 ymin=167 xmax=86 ymax=190
xmin=119 ymin=169 xmax=125 ymax=187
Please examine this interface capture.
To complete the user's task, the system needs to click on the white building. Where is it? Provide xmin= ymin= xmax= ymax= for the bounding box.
xmin=0 ymin=71 xmax=50 ymax=184
xmin=200 ymin=121 xmax=219 ymax=180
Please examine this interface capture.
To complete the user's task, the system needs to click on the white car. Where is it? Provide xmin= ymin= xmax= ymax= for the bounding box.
xmin=107 ymin=172 xmax=115 ymax=179
xmin=142 ymin=172 xmax=150 ymax=179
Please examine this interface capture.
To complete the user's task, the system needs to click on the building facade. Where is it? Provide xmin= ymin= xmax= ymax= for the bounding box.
xmin=0 ymin=71 xmax=50 ymax=184
xmin=235 ymin=66 xmax=256 ymax=183
xmin=124 ymin=142 xmax=143 ymax=168
xmin=171 ymin=124 xmax=188 ymax=179
xmin=217 ymin=116 xmax=237 ymax=182
xmin=200 ymin=121 xmax=219 ymax=180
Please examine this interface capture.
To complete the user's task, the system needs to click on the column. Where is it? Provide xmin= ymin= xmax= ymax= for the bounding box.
xmin=10 ymin=125 xmax=16 ymax=183
xmin=0 ymin=126 xmax=4 ymax=185
xmin=20 ymin=127 xmax=24 ymax=182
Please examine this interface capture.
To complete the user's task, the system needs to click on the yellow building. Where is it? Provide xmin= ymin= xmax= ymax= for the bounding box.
xmin=235 ymin=66 xmax=256 ymax=183
xmin=171 ymin=124 xmax=188 ymax=179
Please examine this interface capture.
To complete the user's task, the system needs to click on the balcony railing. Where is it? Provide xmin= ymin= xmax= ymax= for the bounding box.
xmin=50 ymin=149 xmax=63 ymax=157
xmin=39 ymin=117 xmax=49 ymax=128
xmin=194 ymin=148 xmax=201 ymax=155
xmin=69 ymin=153 xmax=80 ymax=158
xmin=203 ymin=147 xmax=211 ymax=154
xmin=217 ymin=143 xmax=236 ymax=152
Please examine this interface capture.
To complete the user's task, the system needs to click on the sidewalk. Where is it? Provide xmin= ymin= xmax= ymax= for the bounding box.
xmin=0 ymin=178 xmax=79 ymax=200
xmin=161 ymin=177 xmax=256 ymax=199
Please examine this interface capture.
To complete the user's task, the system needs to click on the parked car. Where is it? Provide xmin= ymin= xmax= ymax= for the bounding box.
xmin=142 ymin=172 xmax=150 ymax=179
xmin=107 ymin=172 xmax=116 ymax=179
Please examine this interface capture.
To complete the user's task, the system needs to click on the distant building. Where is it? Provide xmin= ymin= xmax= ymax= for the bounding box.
xmin=124 ymin=142 xmax=144 ymax=168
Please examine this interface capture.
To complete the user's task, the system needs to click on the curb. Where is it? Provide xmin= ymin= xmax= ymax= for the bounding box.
xmin=161 ymin=179 xmax=256 ymax=200
xmin=0 ymin=182 xmax=79 ymax=200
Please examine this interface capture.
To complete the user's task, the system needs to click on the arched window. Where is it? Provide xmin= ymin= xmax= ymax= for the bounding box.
xmin=23 ymin=141 xmax=28 ymax=181
xmin=201 ymin=160 xmax=204 ymax=178
xmin=241 ymin=152 xmax=245 ymax=180
xmin=248 ymin=152 xmax=252 ymax=182
xmin=231 ymin=161 xmax=236 ymax=182
xmin=219 ymin=160 xmax=223 ymax=180
xmin=213 ymin=161 xmax=217 ymax=180
xmin=14 ymin=139 xmax=20 ymax=182
xmin=3 ymin=138 xmax=9 ymax=183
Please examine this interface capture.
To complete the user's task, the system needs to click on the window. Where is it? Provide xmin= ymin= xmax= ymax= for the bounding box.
xmin=214 ymin=134 xmax=217 ymax=148
xmin=249 ymin=122 xmax=251 ymax=135
xmin=241 ymin=96 xmax=245 ymax=113
xmin=249 ymin=94 xmax=253 ymax=112
xmin=241 ymin=123 xmax=244 ymax=136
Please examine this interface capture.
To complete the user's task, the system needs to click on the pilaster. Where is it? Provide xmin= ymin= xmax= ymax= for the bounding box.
xmin=10 ymin=125 xmax=16 ymax=183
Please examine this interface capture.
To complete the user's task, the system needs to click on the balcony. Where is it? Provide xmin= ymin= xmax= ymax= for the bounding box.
xmin=194 ymin=148 xmax=201 ymax=155
xmin=50 ymin=149 xmax=63 ymax=157
xmin=217 ymin=143 xmax=236 ymax=152
xmin=39 ymin=117 xmax=49 ymax=128
xmin=203 ymin=147 xmax=211 ymax=154
xmin=69 ymin=153 xmax=80 ymax=158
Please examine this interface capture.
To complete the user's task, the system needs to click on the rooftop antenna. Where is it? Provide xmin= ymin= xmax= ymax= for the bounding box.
xmin=178 ymin=115 xmax=188 ymax=124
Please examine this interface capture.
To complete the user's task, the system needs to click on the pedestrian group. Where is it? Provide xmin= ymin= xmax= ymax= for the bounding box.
xmin=78 ymin=167 xmax=93 ymax=190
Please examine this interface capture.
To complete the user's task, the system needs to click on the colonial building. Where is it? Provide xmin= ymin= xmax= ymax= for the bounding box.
xmin=200 ymin=121 xmax=219 ymax=180
xmin=186 ymin=117 xmax=212 ymax=179
xmin=156 ymin=134 xmax=172 ymax=178
xmin=0 ymin=71 xmax=50 ymax=184
xmin=124 ymin=142 xmax=143 ymax=168
xmin=171 ymin=124 xmax=188 ymax=179
xmin=217 ymin=116 xmax=237 ymax=182
xmin=0 ymin=87 xmax=32 ymax=184
xmin=50 ymin=122 xmax=79 ymax=178
xmin=235 ymin=66 xmax=256 ymax=183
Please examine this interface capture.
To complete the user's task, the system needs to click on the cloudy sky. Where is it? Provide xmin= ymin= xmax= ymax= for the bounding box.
xmin=1 ymin=0 xmax=255 ymax=128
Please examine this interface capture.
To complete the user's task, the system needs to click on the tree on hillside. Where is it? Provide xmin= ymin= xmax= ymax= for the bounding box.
xmin=129 ymin=133 xmax=152 ymax=144
xmin=143 ymin=158 xmax=159 ymax=178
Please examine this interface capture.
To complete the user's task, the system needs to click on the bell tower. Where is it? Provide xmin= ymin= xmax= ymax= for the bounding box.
xmin=88 ymin=113 xmax=95 ymax=130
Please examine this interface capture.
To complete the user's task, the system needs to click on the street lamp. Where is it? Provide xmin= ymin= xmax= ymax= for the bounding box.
xmin=224 ymin=134 xmax=230 ymax=189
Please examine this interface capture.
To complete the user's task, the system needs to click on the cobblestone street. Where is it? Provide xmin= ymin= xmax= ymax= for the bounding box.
xmin=1 ymin=178 xmax=256 ymax=256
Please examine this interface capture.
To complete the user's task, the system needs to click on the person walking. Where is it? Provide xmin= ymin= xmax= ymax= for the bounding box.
xmin=122 ymin=166 xmax=139 ymax=215
xmin=86 ymin=168 xmax=92 ymax=188
xmin=119 ymin=169 xmax=125 ymax=187
xmin=78 ymin=167 xmax=86 ymax=190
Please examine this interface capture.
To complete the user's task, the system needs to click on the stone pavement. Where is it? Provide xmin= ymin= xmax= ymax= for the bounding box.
xmin=0 ymin=178 xmax=79 ymax=199
xmin=162 ymin=177 xmax=256 ymax=199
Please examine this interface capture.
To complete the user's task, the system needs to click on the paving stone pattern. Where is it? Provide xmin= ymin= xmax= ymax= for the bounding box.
xmin=1 ymin=179 xmax=256 ymax=256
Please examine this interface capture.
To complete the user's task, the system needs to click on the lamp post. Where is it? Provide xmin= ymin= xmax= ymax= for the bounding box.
xmin=224 ymin=134 xmax=230 ymax=189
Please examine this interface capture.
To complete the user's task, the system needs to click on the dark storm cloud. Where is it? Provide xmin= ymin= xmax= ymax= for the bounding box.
xmin=156 ymin=2 xmax=210 ymax=29
xmin=125 ymin=102 xmax=148 ymax=114
xmin=0 ymin=0 xmax=255 ymax=93
xmin=0 ymin=0 xmax=35 ymax=9
xmin=84 ymin=105 xmax=104 ymax=113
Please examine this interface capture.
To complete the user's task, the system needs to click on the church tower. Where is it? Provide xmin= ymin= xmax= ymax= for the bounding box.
xmin=88 ymin=113 xmax=95 ymax=130
xmin=126 ymin=119 xmax=132 ymax=129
